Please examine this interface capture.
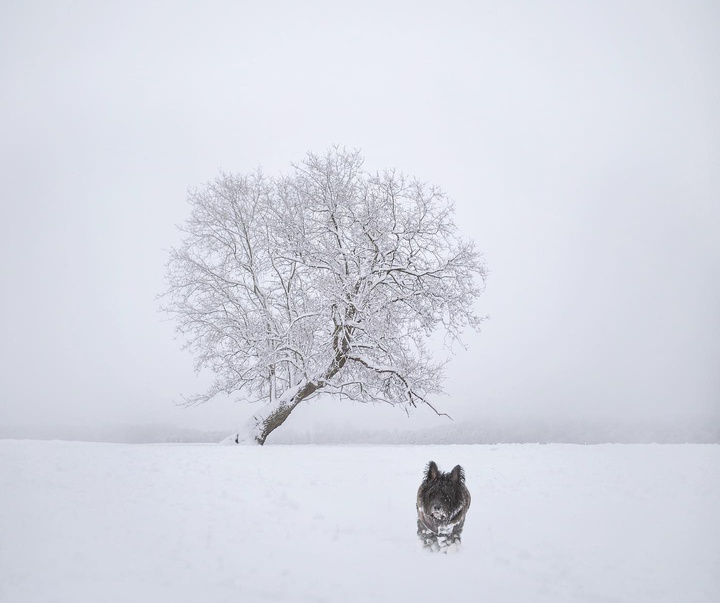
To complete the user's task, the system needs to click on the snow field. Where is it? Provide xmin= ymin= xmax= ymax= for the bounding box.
xmin=1 ymin=441 xmax=718 ymax=602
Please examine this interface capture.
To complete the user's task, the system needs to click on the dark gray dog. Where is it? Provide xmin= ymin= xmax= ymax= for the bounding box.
xmin=416 ymin=461 xmax=471 ymax=553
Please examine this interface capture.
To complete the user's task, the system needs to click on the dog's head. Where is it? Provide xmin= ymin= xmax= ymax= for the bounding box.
xmin=417 ymin=461 xmax=468 ymax=526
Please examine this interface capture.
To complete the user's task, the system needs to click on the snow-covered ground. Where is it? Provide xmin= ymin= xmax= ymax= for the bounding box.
xmin=1 ymin=441 xmax=718 ymax=603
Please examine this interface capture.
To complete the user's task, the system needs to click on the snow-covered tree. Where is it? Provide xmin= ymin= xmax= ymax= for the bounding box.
xmin=162 ymin=148 xmax=487 ymax=444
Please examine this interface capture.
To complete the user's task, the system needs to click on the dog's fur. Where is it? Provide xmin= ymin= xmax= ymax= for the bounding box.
xmin=416 ymin=461 xmax=471 ymax=552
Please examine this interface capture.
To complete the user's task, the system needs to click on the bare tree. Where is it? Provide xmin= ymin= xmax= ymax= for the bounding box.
xmin=161 ymin=148 xmax=487 ymax=444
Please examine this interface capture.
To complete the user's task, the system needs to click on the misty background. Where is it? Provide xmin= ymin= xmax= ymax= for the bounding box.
xmin=1 ymin=0 xmax=718 ymax=443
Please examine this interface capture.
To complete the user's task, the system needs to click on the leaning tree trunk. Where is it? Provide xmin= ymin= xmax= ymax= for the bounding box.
xmin=254 ymin=380 xmax=319 ymax=445
xmin=241 ymin=322 xmax=352 ymax=445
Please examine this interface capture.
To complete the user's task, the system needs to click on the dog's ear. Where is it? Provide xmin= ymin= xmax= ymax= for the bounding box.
xmin=450 ymin=465 xmax=465 ymax=483
xmin=425 ymin=461 xmax=439 ymax=480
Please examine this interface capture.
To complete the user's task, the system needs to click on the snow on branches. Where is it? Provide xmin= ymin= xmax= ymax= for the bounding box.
xmin=161 ymin=148 xmax=487 ymax=444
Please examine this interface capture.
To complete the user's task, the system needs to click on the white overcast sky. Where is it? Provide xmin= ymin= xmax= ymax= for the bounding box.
xmin=1 ymin=0 xmax=718 ymax=434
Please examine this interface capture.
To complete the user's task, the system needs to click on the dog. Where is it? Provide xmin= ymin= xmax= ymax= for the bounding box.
xmin=416 ymin=461 xmax=471 ymax=553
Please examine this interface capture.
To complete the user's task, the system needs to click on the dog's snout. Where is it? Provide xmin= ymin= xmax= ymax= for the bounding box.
xmin=430 ymin=503 xmax=448 ymax=520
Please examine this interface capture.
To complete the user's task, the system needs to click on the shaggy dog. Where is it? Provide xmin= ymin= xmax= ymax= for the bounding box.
xmin=416 ymin=461 xmax=471 ymax=553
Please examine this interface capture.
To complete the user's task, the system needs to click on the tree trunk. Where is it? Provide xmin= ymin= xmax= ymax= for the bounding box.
xmin=254 ymin=380 xmax=319 ymax=445
xmin=253 ymin=325 xmax=350 ymax=444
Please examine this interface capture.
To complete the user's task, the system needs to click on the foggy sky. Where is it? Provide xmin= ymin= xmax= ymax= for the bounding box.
xmin=1 ymin=0 xmax=718 ymax=436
